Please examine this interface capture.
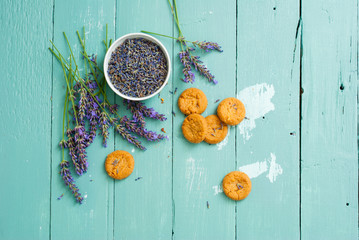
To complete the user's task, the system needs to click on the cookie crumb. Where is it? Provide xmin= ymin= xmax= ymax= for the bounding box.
xmin=161 ymin=128 xmax=166 ymax=133
xmin=161 ymin=98 xmax=164 ymax=104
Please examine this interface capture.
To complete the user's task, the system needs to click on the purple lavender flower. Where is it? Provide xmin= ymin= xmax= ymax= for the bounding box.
xmin=66 ymin=129 xmax=82 ymax=175
xmin=124 ymin=100 xmax=167 ymax=121
xmin=192 ymin=41 xmax=223 ymax=52
xmin=60 ymin=160 xmax=83 ymax=204
xmin=98 ymin=112 xmax=109 ymax=147
xmin=179 ymin=51 xmax=195 ymax=83
xmin=59 ymin=139 xmax=68 ymax=149
xmin=85 ymin=94 xmax=100 ymax=145
xmin=120 ymin=116 xmax=167 ymax=142
xmin=77 ymin=87 xmax=88 ymax=124
xmin=74 ymin=125 xmax=88 ymax=174
xmin=190 ymin=55 xmax=217 ymax=84
xmin=115 ymin=124 xmax=146 ymax=150
xmin=109 ymin=104 xmax=118 ymax=114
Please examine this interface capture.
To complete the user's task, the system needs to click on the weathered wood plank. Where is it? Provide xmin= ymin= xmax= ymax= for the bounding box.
xmin=0 ymin=0 xmax=53 ymax=239
xmin=51 ymin=1 xmax=115 ymax=239
xmin=172 ymin=0 xmax=237 ymax=239
xmin=236 ymin=0 xmax=300 ymax=239
xmin=301 ymin=0 xmax=358 ymax=238
xmin=113 ymin=0 xmax=173 ymax=239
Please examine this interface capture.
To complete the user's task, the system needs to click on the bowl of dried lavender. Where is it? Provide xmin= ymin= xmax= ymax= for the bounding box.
xmin=104 ymin=33 xmax=171 ymax=101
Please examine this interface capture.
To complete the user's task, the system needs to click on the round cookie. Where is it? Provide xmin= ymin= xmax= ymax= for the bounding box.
xmin=105 ymin=150 xmax=135 ymax=180
xmin=182 ymin=114 xmax=208 ymax=143
xmin=222 ymin=171 xmax=252 ymax=201
xmin=217 ymin=97 xmax=246 ymax=126
xmin=178 ymin=88 xmax=208 ymax=115
xmin=204 ymin=115 xmax=228 ymax=144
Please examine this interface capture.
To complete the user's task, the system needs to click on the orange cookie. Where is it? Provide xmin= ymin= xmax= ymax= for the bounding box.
xmin=105 ymin=150 xmax=134 ymax=180
xmin=204 ymin=115 xmax=228 ymax=144
xmin=217 ymin=97 xmax=245 ymax=126
xmin=178 ymin=88 xmax=208 ymax=115
xmin=182 ymin=114 xmax=208 ymax=143
xmin=222 ymin=171 xmax=251 ymax=201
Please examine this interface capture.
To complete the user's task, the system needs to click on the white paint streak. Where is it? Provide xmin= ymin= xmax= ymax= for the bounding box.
xmin=185 ymin=157 xmax=196 ymax=192
xmin=237 ymin=83 xmax=275 ymax=141
xmin=239 ymin=161 xmax=268 ymax=178
xmin=84 ymin=194 xmax=88 ymax=199
xmin=131 ymin=148 xmax=135 ymax=153
xmin=212 ymin=185 xmax=223 ymax=195
xmin=216 ymin=127 xmax=230 ymax=150
xmin=266 ymin=153 xmax=283 ymax=183
xmin=238 ymin=153 xmax=282 ymax=183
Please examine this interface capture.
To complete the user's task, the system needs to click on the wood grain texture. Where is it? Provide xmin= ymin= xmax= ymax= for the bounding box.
xmin=0 ymin=0 xmax=53 ymax=239
xmin=236 ymin=0 xmax=300 ymax=239
xmin=113 ymin=0 xmax=173 ymax=239
xmin=0 ymin=0 xmax=357 ymax=239
xmin=172 ymin=0 xmax=237 ymax=239
xmin=51 ymin=1 xmax=115 ymax=240
xmin=301 ymin=0 xmax=358 ymax=238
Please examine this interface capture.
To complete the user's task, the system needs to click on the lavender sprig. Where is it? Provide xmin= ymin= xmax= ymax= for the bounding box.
xmin=115 ymin=124 xmax=146 ymax=150
xmin=192 ymin=41 xmax=223 ymax=52
xmin=60 ymin=160 xmax=83 ymax=204
xmin=120 ymin=116 xmax=167 ymax=142
xmin=124 ymin=100 xmax=167 ymax=121
xmin=179 ymin=51 xmax=195 ymax=83
xmin=77 ymin=86 xmax=88 ymax=124
xmin=74 ymin=125 xmax=88 ymax=174
xmin=190 ymin=55 xmax=217 ymax=84
xmin=98 ymin=112 xmax=110 ymax=147
xmin=66 ymin=129 xmax=82 ymax=175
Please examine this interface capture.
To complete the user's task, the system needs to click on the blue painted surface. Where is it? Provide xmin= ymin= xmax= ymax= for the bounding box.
xmin=0 ymin=0 xmax=357 ymax=239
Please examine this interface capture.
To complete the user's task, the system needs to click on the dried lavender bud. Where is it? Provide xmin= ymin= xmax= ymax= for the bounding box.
xmin=179 ymin=50 xmax=195 ymax=83
xmin=190 ymin=55 xmax=217 ymax=84
xmin=192 ymin=41 xmax=223 ymax=52
xmin=60 ymin=160 xmax=83 ymax=204
xmin=107 ymin=38 xmax=168 ymax=98
xmin=115 ymin=124 xmax=146 ymax=150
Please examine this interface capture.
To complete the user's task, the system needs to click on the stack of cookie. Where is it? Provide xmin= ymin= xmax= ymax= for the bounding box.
xmin=178 ymin=88 xmax=246 ymax=144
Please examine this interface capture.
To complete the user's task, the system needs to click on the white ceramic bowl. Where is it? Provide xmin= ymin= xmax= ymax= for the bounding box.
xmin=103 ymin=33 xmax=171 ymax=101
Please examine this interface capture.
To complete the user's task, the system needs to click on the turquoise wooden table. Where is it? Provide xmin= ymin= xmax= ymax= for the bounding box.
xmin=0 ymin=0 xmax=358 ymax=239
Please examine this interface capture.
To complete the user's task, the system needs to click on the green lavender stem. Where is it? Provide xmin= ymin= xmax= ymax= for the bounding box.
xmin=59 ymin=56 xmax=79 ymax=126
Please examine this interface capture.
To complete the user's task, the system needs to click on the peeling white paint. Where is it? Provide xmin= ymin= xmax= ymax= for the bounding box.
xmin=131 ymin=148 xmax=135 ymax=153
xmin=239 ymin=161 xmax=268 ymax=178
xmin=266 ymin=153 xmax=283 ymax=183
xmin=238 ymin=153 xmax=282 ymax=183
xmin=212 ymin=185 xmax=223 ymax=195
xmin=216 ymin=127 xmax=230 ymax=150
xmin=237 ymin=83 xmax=275 ymax=142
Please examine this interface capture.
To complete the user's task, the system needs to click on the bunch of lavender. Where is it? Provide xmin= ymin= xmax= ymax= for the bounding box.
xmin=142 ymin=0 xmax=223 ymax=84
xmin=49 ymin=25 xmax=168 ymax=204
